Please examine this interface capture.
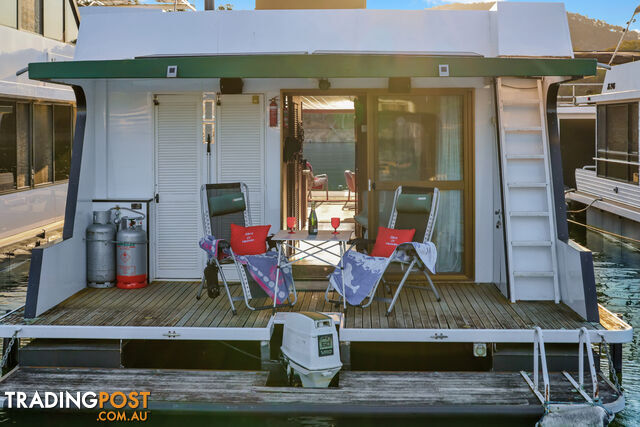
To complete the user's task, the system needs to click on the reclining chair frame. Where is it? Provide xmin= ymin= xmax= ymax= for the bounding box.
xmin=197 ymin=182 xmax=297 ymax=314
xmin=326 ymin=186 xmax=441 ymax=315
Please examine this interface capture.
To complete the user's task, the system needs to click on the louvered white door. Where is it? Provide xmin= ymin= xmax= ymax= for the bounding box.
xmin=216 ymin=95 xmax=265 ymax=225
xmin=496 ymin=78 xmax=560 ymax=303
xmin=154 ymin=95 xmax=203 ymax=279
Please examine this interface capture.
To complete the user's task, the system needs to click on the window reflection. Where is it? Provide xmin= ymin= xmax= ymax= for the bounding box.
xmin=377 ymin=95 xmax=463 ymax=182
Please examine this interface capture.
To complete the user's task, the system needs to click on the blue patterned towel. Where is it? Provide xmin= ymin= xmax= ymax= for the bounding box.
xmin=329 ymin=242 xmax=437 ymax=306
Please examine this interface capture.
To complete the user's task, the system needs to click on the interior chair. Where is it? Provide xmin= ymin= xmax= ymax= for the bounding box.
xmin=343 ymin=170 xmax=357 ymax=210
xmin=305 ymin=161 xmax=329 ymax=201
xmin=198 ymin=182 xmax=297 ymax=314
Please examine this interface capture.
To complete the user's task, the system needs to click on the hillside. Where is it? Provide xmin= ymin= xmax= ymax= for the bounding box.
xmin=428 ymin=2 xmax=640 ymax=51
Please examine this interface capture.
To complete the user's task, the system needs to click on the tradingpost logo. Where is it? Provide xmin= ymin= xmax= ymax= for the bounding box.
xmin=3 ymin=390 xmax=151 ymax=422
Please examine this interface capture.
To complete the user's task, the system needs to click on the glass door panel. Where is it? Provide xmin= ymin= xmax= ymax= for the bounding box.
xmin=370 ymin=92 xmax=470 ymax=276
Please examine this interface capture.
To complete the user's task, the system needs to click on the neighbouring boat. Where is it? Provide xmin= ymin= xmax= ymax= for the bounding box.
xmin=0 ymin=0 xmax=78 ymax=243
xmin=567 ymin=60 xmax=640 ymax=243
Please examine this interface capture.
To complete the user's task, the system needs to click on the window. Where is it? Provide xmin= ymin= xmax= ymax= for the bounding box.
xmin=18 ymin=0 xmax=42 ymax=34
xmin=0 ymin=104 xmax=17 ymax=192
xmin=33 ymin=104 xmax=53 ymax=185
xmin=0 ymin=98 xmax=73 ymax=194
xmin=43 ymin=0 xmax=63 ymax=41
xmin=596 ymin=103 xmax=639 ymax=184
xmin=16 ymin=103 xmax=31 ymax=188
xmin=0 ymin=0 xmax=18 ymax=28
xmin=64 ymin=0 xmax=78 ymax=42
xmin=54 ymin=105 xmax=72 ymax=181
xmin=2 ymin=0 xmax=78 ymax=43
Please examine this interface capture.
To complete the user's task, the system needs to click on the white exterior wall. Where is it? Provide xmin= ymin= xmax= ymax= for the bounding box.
xmin=79 ymin=76 xmax=496 ymax=282
xmin=74 ymin=3 xmax=574 ymax=62
xmin=0 ymin=25 xmax=74 ymax=102
xmin=0 ymin=184 xmax=67 ymax=240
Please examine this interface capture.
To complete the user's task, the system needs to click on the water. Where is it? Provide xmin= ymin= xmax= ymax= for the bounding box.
xmin=0 ymin=222 xmax=637 ymax=425
xmin=303 ymin=142 xmax=355 ymax=191
xmin=569 ymin=221 xmax=640 ymax=426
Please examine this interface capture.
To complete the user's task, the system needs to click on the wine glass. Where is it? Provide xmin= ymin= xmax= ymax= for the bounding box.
xmin=331 ymin=217 xmax=340 ymax=235
xmin=287 ymin=216 xmax=296 ymax=234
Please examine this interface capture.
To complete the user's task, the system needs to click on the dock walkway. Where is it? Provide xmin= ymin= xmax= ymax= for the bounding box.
xmin=0 ymin=367 xmax=623 ymax=415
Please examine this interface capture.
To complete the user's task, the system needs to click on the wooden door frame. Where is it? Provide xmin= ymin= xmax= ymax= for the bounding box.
xmin=367 ymin=88 xmax=475 ymax=281
xmin=279 ymin=88 xmax=475 ymax=281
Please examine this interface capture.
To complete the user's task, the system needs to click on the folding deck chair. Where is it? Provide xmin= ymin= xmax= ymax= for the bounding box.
xmin=197 ymin=182 xmax=297 ymax=314
xmin=326 ymin=186 xmax=441 ymax=315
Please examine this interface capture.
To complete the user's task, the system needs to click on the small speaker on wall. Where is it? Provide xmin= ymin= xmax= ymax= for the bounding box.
xmin=388 ymin=77 xmax=411 ymax=93
xmin=220 ymin=78 xmax=244 ymax=94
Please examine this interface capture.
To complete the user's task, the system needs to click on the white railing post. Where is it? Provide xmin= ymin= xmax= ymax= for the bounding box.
xmin=521 ymin=327 xmax=551 ymax=404
xmin=562 ymin=327 xmax=600 ymax=403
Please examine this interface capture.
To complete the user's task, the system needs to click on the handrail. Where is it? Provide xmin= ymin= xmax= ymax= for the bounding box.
xmin=558 ymin=82 xmax=602 ymax=106
xmin=578 ymin=327 xmax=599 ymax=401
xmin=520 ymin=327 xmax=550 ymax=405
xmin=562 ymin=327 xmax=600 ymax=403
xmin=593 ymin=157 xmax=640 ymax=167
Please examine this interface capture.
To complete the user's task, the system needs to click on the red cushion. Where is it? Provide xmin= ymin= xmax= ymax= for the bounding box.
xmin=370 ymin=227 xmax=415 ymax=258
xmin=230 ymin=224 xmax=271 ymax=255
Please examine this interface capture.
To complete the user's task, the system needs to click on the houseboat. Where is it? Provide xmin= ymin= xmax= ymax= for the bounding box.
xmin=0 ymin=0 xmax=79 ymax=244
xmin=567 ymin=60 xmax=640 ymax=243
xmin=0 ymin=2 xmax=632 ymax=420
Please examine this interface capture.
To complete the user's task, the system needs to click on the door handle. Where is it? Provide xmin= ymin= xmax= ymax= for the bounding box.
xmin=155 ymin=194 xmax=160 ymax=203
xmin=368 ymin=179 xmax=376 ymax=191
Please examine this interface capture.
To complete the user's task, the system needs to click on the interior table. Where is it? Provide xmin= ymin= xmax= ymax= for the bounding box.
xmin=271 ymin=230 xmax=353 ymax=310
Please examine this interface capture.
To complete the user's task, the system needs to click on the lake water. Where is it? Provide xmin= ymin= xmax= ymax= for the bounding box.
xmin=0 ymin=222 xmax=637 ymax=425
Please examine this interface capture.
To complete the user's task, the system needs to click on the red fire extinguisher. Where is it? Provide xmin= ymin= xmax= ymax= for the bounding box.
xmin=269 ymin=98 xmax=278 ymax=127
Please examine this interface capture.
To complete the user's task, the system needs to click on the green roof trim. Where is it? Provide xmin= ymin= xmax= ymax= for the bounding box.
xmin=28 ymin=55 xmax=597 ymax=80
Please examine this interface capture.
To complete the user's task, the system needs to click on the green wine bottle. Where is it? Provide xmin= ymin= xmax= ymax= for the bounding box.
xmin=308 ymin=203 xmax=318 ymax=235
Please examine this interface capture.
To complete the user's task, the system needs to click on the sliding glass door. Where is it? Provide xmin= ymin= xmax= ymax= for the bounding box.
xmin=368 ymin=90 xmax=474 ymax=278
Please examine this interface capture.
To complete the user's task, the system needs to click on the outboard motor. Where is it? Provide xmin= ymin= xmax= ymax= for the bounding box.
xmin=281 ymin=312 xmax=342 ymax=388
xmin=86 ymin=211 xmax=116 ymax=288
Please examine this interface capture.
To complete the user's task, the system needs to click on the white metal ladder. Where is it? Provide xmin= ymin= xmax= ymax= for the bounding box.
xmin=496 ymin=77 xmax=560 ymax=303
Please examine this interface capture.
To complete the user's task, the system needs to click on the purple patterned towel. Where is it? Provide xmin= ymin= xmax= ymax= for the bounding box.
xmin=199 ymin=235 xmax=292 ymax=303
xmin=329 ymin=242 xmax=437 ymax=306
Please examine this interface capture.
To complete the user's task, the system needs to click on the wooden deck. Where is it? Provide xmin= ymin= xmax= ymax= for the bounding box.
xmin=0 ymin=367 xmax=622 ymax=415
xmin=0 ymin=282 xmax=627 ymax=341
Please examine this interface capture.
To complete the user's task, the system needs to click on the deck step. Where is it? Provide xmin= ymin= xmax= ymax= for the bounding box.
xmin=513 ymin=271 xmax=556 ymax=278
xmin=512 ymin=241 xmax=552 ymax=247
xmin=503 ymin=98 xmax=541 ymax=105
xmin=510 ymin=211 xmax=549 ymax=217
xmin=506 ymin=154 xmax=545 ymax=160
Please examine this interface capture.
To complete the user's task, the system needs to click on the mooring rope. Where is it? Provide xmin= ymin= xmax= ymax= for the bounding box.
xmin=566 ymin=197 xmax=603 ymax=213
xmin=567 ymin=219 xmax=640 ymax=245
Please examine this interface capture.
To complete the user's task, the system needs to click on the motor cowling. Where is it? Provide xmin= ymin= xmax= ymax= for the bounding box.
xmin=116 ymin=219 xmax=147 ymax=289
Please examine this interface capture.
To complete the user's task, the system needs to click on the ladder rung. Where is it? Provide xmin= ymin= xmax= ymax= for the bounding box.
xmin=503 ymin=98 xmax=540 ymax=105
xmin=512 ymin=241 xmax=552 ymax=247
xmin=508 ymin=182 xmax=547 ymax=188
xmin=514 ymin=271 xmax=555 ymax=278
xmin=506 ymin=154 xmax=545 ymax=160
xmin=504 ymin=127 xmax=543 ymax=133
xmin=510 ymin=211 xmax=549 ymax=217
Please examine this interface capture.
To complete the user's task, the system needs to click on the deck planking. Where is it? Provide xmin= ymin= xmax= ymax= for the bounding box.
xmin=0 ymin=367 xmax=621 ymax=413
xmin=1 ymin=282 xmax=600 ymax=332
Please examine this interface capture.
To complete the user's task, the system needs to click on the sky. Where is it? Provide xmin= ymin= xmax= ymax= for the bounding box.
xmin=183 ymin=0 xmax=640 ymax=31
